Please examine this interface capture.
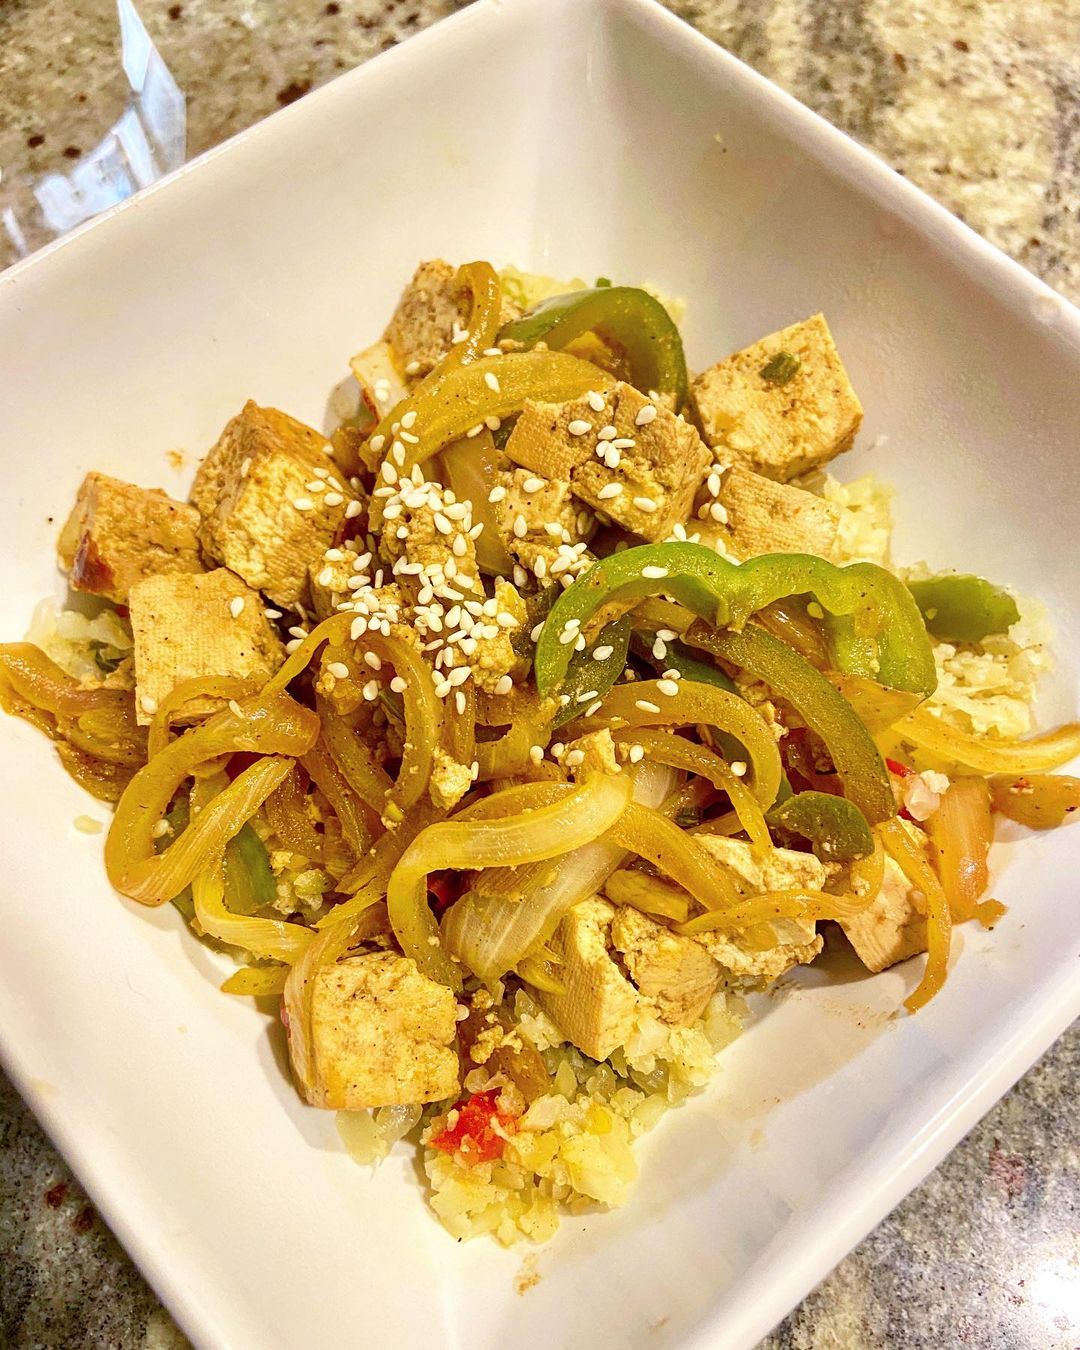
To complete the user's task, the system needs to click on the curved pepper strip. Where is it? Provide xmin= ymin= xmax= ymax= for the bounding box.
xmin=767 ymin=790 xmax=874 ymax=862
xmin=498 ymin=285 xmax=689 ymax=409
xmin=553 ymin=616 xmax=631 ymax=728
xmin=907 ymin=573 xmax=1019 ymax=643
xmin=685 ymin=620 xmax=897 ymax=825
xmin=534 ymin=543 xmax=937 ymax=698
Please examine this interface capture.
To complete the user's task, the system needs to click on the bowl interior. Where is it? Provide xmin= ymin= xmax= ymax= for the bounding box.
xmin=0 ymin=2 xmax=1077 ymax=1348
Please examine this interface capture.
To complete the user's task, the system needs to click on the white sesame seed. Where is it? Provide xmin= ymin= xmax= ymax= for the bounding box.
xmin=575 ymin=634 xmax=586 ymax=651
xmin=635 ymin=699 xmax=661 ymax=713
xmin=710 ymin=502 xmax=729 ymax=524
xmin=576 ymin=689 xmax=599 ymax=703
xmin=228 ymin=699 xmax=244 ymax=718
xmin=642 ymin=565 xmax=669 ymax=580
xmin=587 ymin=390 xmax=606 ymax=412
xmin=350 ymin=617 xmax=368 ymax=640
xmin=514 ymin=564 xmax=529 ymax=588
xmin=345 ymin=499 xmax=363 ymax=519
xmin=585 ymin=699 xmax=603 ymax=717
xmin=404 ymin=360 xmax=422 ymax=375
xmin=239 ymin=456 xmax=252 ymax=478
xmin=324 ymin=492 xmax=344 ymax=507
xmin=400 ymin=409 xmax=418 ymax=429
xmin=434 ymin=678 xmax=452 ymax=699
xmin=362 ymin=652 xmax=381 ymax=671
xmin=285 ymin=638 xmax=303 ymax=654
xmin=469 ymin=522 xmax=485 ymax=539
xmin=140 ymin=693 xmax=158 ymax=714
xmin=611 ymin=438 xmax=636 ymax=450
xmin=657 ymin=679 xmax=680 ymax=697
xmin=359 ymin=680 xmax=378 ymax=702
xmin=327 ymin=661 xmax=350 ymax=680
xmin=596 ymin=425 xmax=617 ymax=441
xmin=528 ymin=744 xmax=544 ymax=765
xmin=522 ymin=476 xmax=545 ymax=493
xmin=390 ymin=676 xmax=407 ymax=693
xmin=264 ymin=607 xmax=282 ymax=619
xmin=306 ymin=479 xmax=326 ymax=493
xmin=565 ymin=749 xmax=585 ymax=768
xmin=433 ymin=512 xmax=453 ymax=535
xmin=369 ymin=434 xmax=386 ymax=453
xmin=628 ymin=744 xmax=645 ymax=763
xmin=731 ymin=761 xmax=748 ymax=777
xmin=448 ymin=666 xmax=471 ymax=687
xmin=484 ymin=371 xmax=501 ymax=393
xmin=530 ymin=622 xmax=545 ymax=642
xmin=494 ymin=674 xmax=514 ymax=697
xmin=558 ymin=629 xmax=578 ymax=646
xmin=597 ymin=482 xmax=623 ymax=500
xmin=288 ymin=625 xmax=308 ymax=639
xmin=635 ymin=404 xmax=657 ymax=427
xmin=453 ymin=690 xmax=466 ymax=716
xmin=633 ymin=496 xmax=658 ymax=513
xmin=592 ymin=645 xmax=614 ymax=662
xmin=512 ymin=514 xmax=528 ymax=539
xmin=533 ymin=555 xmax=548 ymax=579
xmin=488 ymin=485 xmax=507 ymax=504
xmin=228 ymin=596 xmax=245 ymax=619
xmin=399 ymin=431 xmax=419 ymax=445
xmin=568 ymin=419 xmax=592 ymax=437
xmin=292 ymin=497 xmax=313 ymax=511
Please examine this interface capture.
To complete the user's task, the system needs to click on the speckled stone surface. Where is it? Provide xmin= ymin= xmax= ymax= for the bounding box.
xmin=1 ymin=2 xmax=1078 ymax=1347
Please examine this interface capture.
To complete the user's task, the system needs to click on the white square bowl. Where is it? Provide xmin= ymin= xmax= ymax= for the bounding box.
xmin=1 ymin=1 xmax=1078 ymax=1347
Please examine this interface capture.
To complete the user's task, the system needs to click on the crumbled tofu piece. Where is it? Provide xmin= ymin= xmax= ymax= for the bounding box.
xmin=692 ymin=835 xmax=825 ymax=985
xmin=192 ymin=401 xmax=360 ymax=608
xmin=429 ymin=746 xmax=474 ymax=811
xmin=468 ymin=579 xmax=525 ymax=694
xmin=128 ymin=568 xmax=284 ymax=724
xmin=506 ymin=382 xmax=710 ymax=542
xmin=690 ymin=314 xmax=863 ymax=482
xmin=567 ymin=727 xmax=620 ymax=777
xmin=309 ymin=547 xmax=360 ymax=621
xmin=379 ymin=499 xmax=481 ymax=600
xmin=839 ymin=848 xmax=929 ymax=973
xmin=298 ymin=952 xmax=460 ymax=1109
xmin=609 ymin=905 xmax=721 ymax=1025
xmin=57 ymin=472 xmax=203 ymax=605
xmin=492 ymin=467 xmax=594 ymax=576
xmin=383 ymin=259 xmax=519 ymax=382
xmin=537 ymin=899 xmax=644 ymax=1061
xmin=708 ymin=465 xmax=840 ymax=559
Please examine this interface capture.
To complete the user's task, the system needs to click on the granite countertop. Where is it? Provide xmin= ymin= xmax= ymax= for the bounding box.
xmin=0 ymin=2 xmax=1078 ymax=1347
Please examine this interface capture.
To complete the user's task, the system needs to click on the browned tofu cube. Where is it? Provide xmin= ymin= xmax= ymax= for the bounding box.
xmin=192 ymin=402 xmax=361 ymax=608
xmin=128 ymin=568 xmax=284 ymax=724
xmin=505 ymin=382 xmax=710 ymax=542
xmin=383 ymin=259 xmax=519 ymax=382
xmin=710 ymin=465 xmax=839 ymax=558
xmin=690 ymin=314 xmax=863 ymax=482
xmin=491 ymin=467 xmax=594 ymax=583
xmin=298 ymin=952 xmax=460 ymax=1108
xmin=57 ymin=472 xmax=203 ymax=605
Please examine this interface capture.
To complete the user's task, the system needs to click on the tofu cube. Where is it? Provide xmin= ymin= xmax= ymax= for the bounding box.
xmin=300 ymin=952 xmax=460 ymax=1109
xmin=128 ymin=568 xmax=284 ymax=724
xmin=505 ymin=382 xmax=710 ymax=542
xmin=690 ymin=314 xmax=863 ymax=482
xmin=192 ymin=402 xmax=360 ymax=608
xmin=692 ymin=835 xmax=825 ymax=985
xmin=537 ymin=899 xmax=643 ymax=1061
xmin=384 ymin=259 xmax=519 ymax=382
xmin=711 ymin=465 xmax=839 ymax=559
xmin=57 ymin=472 xmax=203 ymax=605
xmin=609 ymin=905 xmax=721 ymax=1026
xmin=839 ymin=850 xmax=929 ymax=973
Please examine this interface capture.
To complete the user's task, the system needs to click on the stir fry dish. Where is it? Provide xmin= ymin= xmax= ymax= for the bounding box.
xmin=4 ymin=260 xmax=1078 ymax=1245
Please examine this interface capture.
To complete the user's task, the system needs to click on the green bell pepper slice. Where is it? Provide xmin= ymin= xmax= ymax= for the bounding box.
xmin=685 ymin=621 xmax=896 ymax=825
xmin=498 ymin=286 xmax=689 ymax=409
xmin=534 ymin=542 xmax=937 ymax=699
xmin=553 ymin=616 xmax=631 ymax=729
xmin=907 ymin=573 xmax=1019 ymax=643
xmin=767 ymin=790 xmax=875 ymax=861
